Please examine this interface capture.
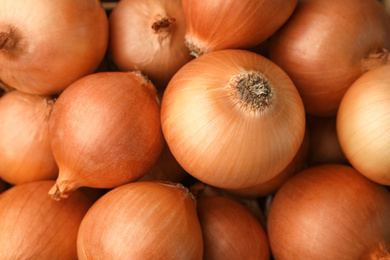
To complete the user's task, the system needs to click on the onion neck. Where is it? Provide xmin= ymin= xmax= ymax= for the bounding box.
xmin=185 ymin=37 xmax=206 ymax=58
xmin=362 ymin=48 xmax=389 ymax=72
xmin=366 ymin=243 xmax=390 ymax=260
xmin=151 ymin=16 xmax=176 ymax=43
xmin=0 ymin=30 xmax=17 ymax=53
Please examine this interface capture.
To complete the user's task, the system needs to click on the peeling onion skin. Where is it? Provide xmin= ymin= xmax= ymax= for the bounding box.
xmin=161 ymin=49 xmax=306 ymax=189
xmin=0 ymin=90 xmax=58 ymax=185
xmin=0 ymin=180 xmax=93 ymax=260
xmin=267 ymin=164 xmax=390 ymax=260
xmin=0 ymin=0 xmax=109 ymax=95
xmin=77 ymin=181 xmax=203 ymax=260
xmin=269 ymin=0 xmax=390 ymax=116
xmin=337 ymin=64 xmax=390 ymax=185
xmin=49 ymin=71 xmax=164 ymax=200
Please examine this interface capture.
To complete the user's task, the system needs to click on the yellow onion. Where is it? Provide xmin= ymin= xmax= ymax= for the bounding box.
xmin=0 ymin=180 xmax=93 ymax=259
xmin=337 ymin=64 xmax=390 ymax=185
xmin=0 ymin=90 xmax=58 ymax=184
xmin=77 ymin=181 xmax=203 ymax=259
xmin=161 ymin=49 xmax=306 ymax=189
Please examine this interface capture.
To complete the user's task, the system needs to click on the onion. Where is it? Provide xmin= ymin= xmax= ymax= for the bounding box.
xmin=0 ymin=90 xmax=58 ymax=185
xmin=0 ymin=0 xmax=109 ymax=95
xmin=161 ymin=49 xmax=306 ymax=189
xmin=49 ymin=71 xmax=164 ymax=200
xmin=267 ymin=164 xmax=390 ymax=259
xmin=77 ymin=181 xmax=203 ymax=259
xmin=182 ymin=0 xmax=298 ymax=57
xmin=337 ymin=64 xmax=390 ymax=185
xmin=197 ymin=196 xmax=270 ymax=260
xmin=109 ymin=0 xmax=192 ymax=88
xmin=269 ymin=0 xmax=390 ymax=116
xmin=0 ymin=180 xmax=93 ymax=259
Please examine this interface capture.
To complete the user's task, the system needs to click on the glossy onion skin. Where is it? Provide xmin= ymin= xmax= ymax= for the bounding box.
xmin=0 ymin=0 xmax=109 ymax=95
xmin=337 ymin=64 xmax=390 ymax=185
xmin=267 ymin=164 xmax=390 ymax=260
xmin=49 ymin=72 xmax=164 ymax=199
xmin=0 ymin=180 xmax=93 ymax=260
xmin=161 ymin=49 xmax=306 ymax=189
xmin=77 ymin=181 xmax=203 ymax=259
xmin=269 ymin=0 xmax=390 ymax=116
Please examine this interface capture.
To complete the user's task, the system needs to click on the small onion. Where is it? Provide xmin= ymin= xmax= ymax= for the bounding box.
xmin=337 ymin=64 xmax=390 ymax=185
xmin=267 ymin=164 xmax=390 ymax=259
xmin=77 ymin=181 xmax=203 ymax=259
xmin=49 ymin=71 xmax=164 ymax=200
xmin=0 ymin=180 xmax=93 ymax=259
xmin=0 ymin=90 xmax=58 ymax=185
xmin=161 ymin=49 xmax=306 ymax=189
xmin=109 ymin=0 xmax=193 ymax=88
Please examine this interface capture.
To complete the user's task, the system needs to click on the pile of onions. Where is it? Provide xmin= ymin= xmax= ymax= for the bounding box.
xmin=161 ymin=49 xmax=306 ymax=189
xmin=337 ymin=64 xmax=390 ymax=185
xmin=269 ymin=0 xmax=390 ymax=116
xmin=197 ymin=195 xmax=270 ymax=259
xmin=0 ymin=180 xmax=93 ymax=259
xmin=0 ymin=0 xmax=109 ymax=95
xmin=109 ymin=0 xmax=192 ymax=88
xmin=0 ymin=90 xmax=58 ymax=185
xmin=77 ymin=181 xmax=203 ymax=259
xmin=49 ymin=71 xmax=164 ymax=200
xmin=267 ymin=164 xmax=390 ymax=259
xmin=182 ymin=0 xmax=298 ymax=57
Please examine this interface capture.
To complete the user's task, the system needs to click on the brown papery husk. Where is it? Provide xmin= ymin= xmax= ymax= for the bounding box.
xmin=269 ymin=0 xmax=390 ymax=116
xmin=0 ymin=180 xmax=93 ymax=260
xmin=77 ymin=181 xmax=203 ymax=259
xmin=49 ymin=71 xmax=164 ymax=200
xmin=267 ymin=164 xmax=390 ymax=260
xmin=0 ymin=90 xmax=58 ymax=185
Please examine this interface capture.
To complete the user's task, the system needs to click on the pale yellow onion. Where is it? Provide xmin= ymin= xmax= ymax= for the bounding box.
xmin=337 ymin=64 xmax=390 ymax=185
xmin=161 ymin=49 xmax=306 ymax=189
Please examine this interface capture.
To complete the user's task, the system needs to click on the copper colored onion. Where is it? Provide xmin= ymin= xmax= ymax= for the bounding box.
xmin=49 ymin=71 xmax=164 ymax=200
xmin=0 ymin=180 xmax=93 ymax=259
xmin=77 ymin=181 xmax=203 ymax=259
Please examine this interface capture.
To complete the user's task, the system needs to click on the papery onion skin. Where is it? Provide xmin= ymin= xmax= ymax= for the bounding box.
xmin=337 ymin=64 xmax=390 ymax=185
xmin=0 ymin=180 xmax=93 ymax=260
xmin=267 ymin=164 xmax=390 ymax=260
xmin=0 ymin=0 xmax=109 ymax=95
xmin=77 ymin=181 xmax=203 ymax=260
xmin=0 ymin=90 xmax=58 ymax=185
xmin=197 ymin=196 xmax=270 ymax=260
xmin=269 ymin=0 xmax=390 ymax=116
xmin=109 ymin=0 xmax=192 ymax=88
xmin=161 ymin=49 xmax=306 ymax=189
xmin=182 ymin=0 xmax=298 ymax=57
xmin=49 ymin=71 xmax=164 ymax=200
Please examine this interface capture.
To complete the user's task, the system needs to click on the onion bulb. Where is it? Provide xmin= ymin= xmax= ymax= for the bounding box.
xmin=182 ymin=0 xmax=298 ymax=57
xmin=49 ymin=71 xmax=164 ymax=200
xmin=109 ymin=0 xmax=192 ymax=88
xmin=0 ymin=0 xmax=109 ymax=95
xmin=0 ymin=90 xmax=58 ymax=185
xmin=267 ymin=164 xmax=390 ymax=259
xmin=0 ymin=180 xmax=93 ymax=259
xmin=269 ymin=0 xmax=390 ymax=116
xmin=161 ymin=49 xmax=306 ymax=189
xmin=337 ymin=64 xmax=390 ymax=185
xmin=77 ymin=181 xmax=203 ymax=259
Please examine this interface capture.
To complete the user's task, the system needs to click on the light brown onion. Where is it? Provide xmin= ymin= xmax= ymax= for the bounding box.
xmin=197 ymin=196 xmax=270 ymax=260
xmin=0 ymin=180 xmax=93 ymax=259
xmin=77 ymin=181 xmax=203 ymax=259
xmin=0 ymin=90 xmax=58 ymax=184
xmin=0 ymin=0 xmax=109 ymax=95
xmin=49 ymin=71 xmax=164 ymax=200
xmin=337 ymin=64 xmax=390 ymax=185
xmin=269 ymin=0 xmax=390 ymax=116
xmin=161 ymin=49 xmax=306 ymax=189
xmin=267 ymin=164 xmax=390 ymax=259
xmin=109 ymin=0 xmax=193 ymax=88
xmin=182 ymin=0 xmax=298 ymax=57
